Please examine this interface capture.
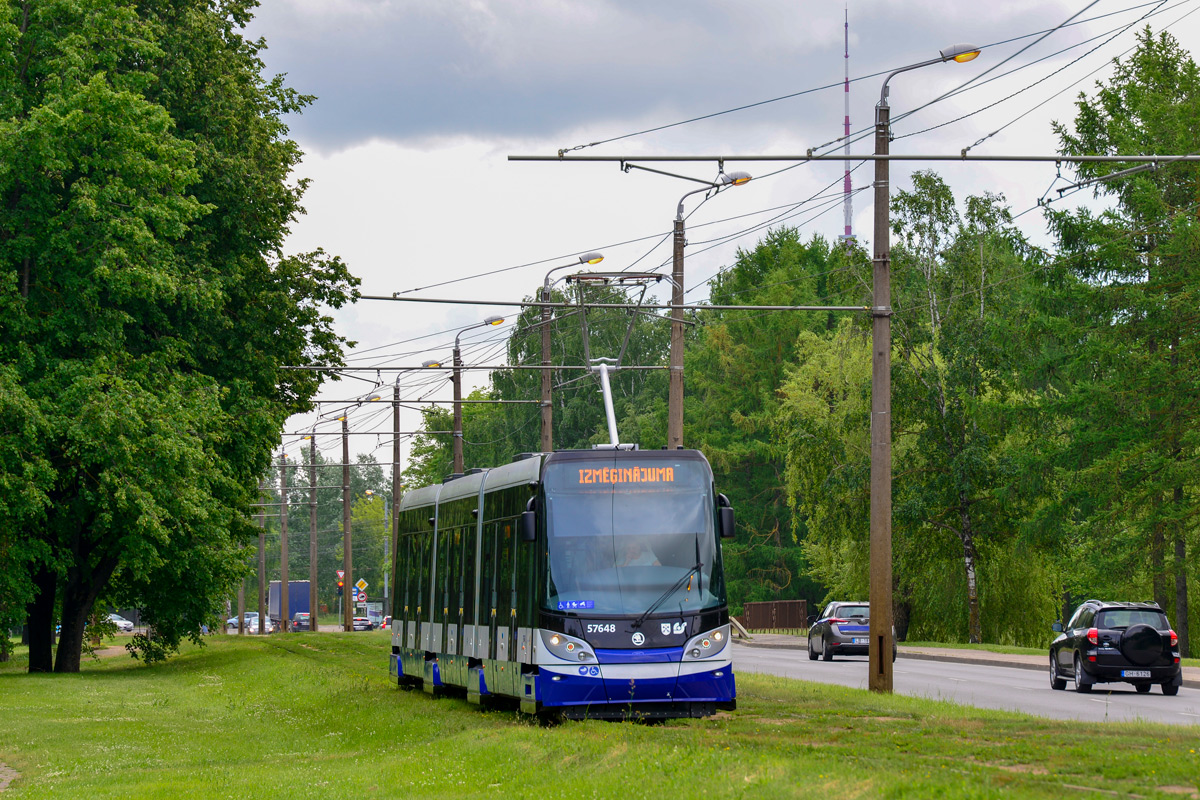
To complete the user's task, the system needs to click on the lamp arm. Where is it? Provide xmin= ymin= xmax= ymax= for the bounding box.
xmin=878 ymin=55 xmax=945 ymax=109
xmin=677 ymin=184 xmax=716 ymax=220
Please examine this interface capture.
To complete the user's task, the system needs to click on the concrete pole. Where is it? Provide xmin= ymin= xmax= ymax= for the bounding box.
xmin=343 ymin=416 xmax=353 ymax=632
xmin=869 ymin=100 xmax=894 ymax=693
xmin=309 ymin=435 xmax=318 ymax=633
xmin=452 ymin=344 xmax=464 ymax=474
xmin=540 ymin=283 xmax=553 ymax=452
xmin=279 ymin=452 xmax=289 ymax=631
xmin=667 ymin=216 xmax=686 ymax=449
xmin=257 ymin=498 xmax=265 ymax=635
xmin=392 ymin=381 xmax=401 ymax=616
xmin=237 ymin=580 xmax=245 ymax=635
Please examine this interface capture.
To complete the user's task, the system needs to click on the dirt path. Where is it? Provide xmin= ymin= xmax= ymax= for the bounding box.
xmin=0 ymin=762 xmax=18 ymax=793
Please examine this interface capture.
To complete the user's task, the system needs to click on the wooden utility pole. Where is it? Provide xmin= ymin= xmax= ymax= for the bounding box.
xmin=667 ymin=215 xmax=685 ymax=449
xmin=392 ymin=381 xmax=401 ymax=617
xmin=342 ymin=416 xmax=353 ymax=631
xmin=280 ymin=452 xmax=289 ymax=631
xmin=257 ymin=491 xmax=266 ymax=635
xmin=309 ymin=435 xmax=318 ymax=633
xmin=869 ymin=91 xmax=895 ymax=694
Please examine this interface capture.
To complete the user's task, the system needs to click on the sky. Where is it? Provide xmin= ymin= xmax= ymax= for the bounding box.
xmin=246 ymin=0 xmax=1200 ymax=473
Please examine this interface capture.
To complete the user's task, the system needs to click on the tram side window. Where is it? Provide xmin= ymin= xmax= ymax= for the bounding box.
xmin=481 ymin=521 xmax=497 ymax=626
xmin=515 ymin=525 xmax=537 ymax=629
xmin=415 ymin=528 xmax=431 ymax=620
xmin=497 ymin=521 xmax=514 ymax=634
xmin=461 ymin=522 xmax=476 ymax=626
xmin=451 ymin=527 xmax=464 ymax=617
xmin=435 ymin=529 xmax=451 ymax=624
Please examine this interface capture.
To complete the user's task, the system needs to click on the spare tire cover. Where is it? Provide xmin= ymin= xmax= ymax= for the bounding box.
xmin=1119 ymin=623 xmax=1164 ymax=666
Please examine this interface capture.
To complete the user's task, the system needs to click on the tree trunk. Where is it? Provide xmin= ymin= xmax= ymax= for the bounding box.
xmin=1151 ymin=504 xmax=1169 ymax=611
xmin=958 ymin=498 xmax=982 ymax=644
xmin=54 ymin=553 xmax=119 ymax=673
xmin=25 ymin=567 xmax=56 ymax=673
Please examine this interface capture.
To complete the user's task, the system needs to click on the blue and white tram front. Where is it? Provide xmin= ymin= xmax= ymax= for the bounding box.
xmin=527 ymin=449 xmax=736 ymax=719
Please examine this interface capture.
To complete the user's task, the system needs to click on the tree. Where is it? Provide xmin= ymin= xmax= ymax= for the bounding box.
xmin=690 ymin=228 xmax=864 ymax=612
xmin=0 ymin=0 xmax=357 ymax=671
xmin=1040 ymin=27 xmax=1200 ymax=654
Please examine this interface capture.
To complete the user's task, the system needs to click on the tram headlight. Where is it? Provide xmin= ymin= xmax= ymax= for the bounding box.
xmin=681 ymin=624 xmax=730 ymax=661
xmin=539 ymin=629 xmax=593 ymax=663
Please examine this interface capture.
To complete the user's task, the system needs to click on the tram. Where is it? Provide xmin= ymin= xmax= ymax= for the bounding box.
xmin=389 ymin=445 xmax=737 ymax=719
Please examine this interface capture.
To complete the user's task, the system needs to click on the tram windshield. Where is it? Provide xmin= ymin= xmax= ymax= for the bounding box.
xmin=542 ymin=456 xmax=725 ymax=617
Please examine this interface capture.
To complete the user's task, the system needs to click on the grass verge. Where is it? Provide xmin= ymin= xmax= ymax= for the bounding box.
xmin=1 ymin=632 xmax=1198 ymax=799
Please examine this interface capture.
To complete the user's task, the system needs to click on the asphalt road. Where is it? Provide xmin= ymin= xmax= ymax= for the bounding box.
xmin=733 ymin=642 xmax=1200 ymax=727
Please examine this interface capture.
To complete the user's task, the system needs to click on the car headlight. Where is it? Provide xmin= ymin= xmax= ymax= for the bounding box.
xmin=682 ymin=624 xmax=730 ymax=661
xmin=539 ymin=630 xmax=594 ymax=662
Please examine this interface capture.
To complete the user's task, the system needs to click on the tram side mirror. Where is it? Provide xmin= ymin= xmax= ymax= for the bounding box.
xmin=717 ymin=493 xmax=735 ymax=539
xmin=520 ymin=496 xmax=537 ymax=543
xmin=719 ymin=507 xmax=735 ymax=540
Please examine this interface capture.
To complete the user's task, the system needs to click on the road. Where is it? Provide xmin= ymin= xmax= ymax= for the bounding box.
xmin=733 ymin=642 xmax=1200 ymax=727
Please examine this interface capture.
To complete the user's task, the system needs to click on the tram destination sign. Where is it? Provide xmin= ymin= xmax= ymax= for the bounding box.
xmin=576 ymin=466 xmax=674 ymax=485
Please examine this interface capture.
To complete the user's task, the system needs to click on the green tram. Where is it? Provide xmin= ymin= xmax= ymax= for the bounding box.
xmin=389 ymin=447 xmax=737 ymax=720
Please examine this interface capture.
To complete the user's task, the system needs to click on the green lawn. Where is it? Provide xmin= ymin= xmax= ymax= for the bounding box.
xmin=1 ymin=633 xmax=1198 ymax=798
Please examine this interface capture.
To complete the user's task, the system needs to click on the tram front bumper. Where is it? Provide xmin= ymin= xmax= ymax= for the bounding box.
xmin=534 ymin=659 xmax=735 ymax=709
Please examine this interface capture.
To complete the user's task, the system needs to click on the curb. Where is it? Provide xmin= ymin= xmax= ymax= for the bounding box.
xmin=731 ymin=637 xmax=1200 ymax=689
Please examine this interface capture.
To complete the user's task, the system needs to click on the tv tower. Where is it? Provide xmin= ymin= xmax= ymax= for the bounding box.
xmin=840 ymin=5 xmax=855 ymax=242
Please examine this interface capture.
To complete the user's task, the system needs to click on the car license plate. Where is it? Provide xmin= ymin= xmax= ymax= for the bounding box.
xmin=1122 ymin=670 xmax=1150 ymax=678
xmin=852 ymin=637 xmax=867 ymax=644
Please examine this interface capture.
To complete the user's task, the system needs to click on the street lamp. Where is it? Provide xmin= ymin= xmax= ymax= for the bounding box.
xmin=425 ymin=316 xmax=505 ymax=474
xmin=869 ymin=42 xmax=980 ymax=694
xmin=669 ymin=171 xmax=751 ymax=449
xmin=541 ymin=252 xmax=604 ymax=452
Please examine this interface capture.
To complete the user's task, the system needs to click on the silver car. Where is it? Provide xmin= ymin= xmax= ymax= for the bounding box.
xmin=108 ymin=614 xmax=134 ymax=633
xmin=807 ymin=601 xmax=896 ymax=662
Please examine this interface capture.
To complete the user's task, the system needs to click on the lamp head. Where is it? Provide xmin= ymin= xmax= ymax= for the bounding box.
xmin=484 ymin=315 xmax=504 ymax=326
xmin=421 ymin=359 xmax=442 ymax=369
xmin=940 ymin=43 xmax=980 ymax=63
xmin=578 ymin=252 xmax=604 ymax=265
xmin=366 ymin=394 xmax=381 ymax=402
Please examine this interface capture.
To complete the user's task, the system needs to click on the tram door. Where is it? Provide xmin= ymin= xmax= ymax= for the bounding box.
xmin=479 ymin=521 xmax=496 ymax=660
xmin=494 ymin=522 xmax=515 ymax=662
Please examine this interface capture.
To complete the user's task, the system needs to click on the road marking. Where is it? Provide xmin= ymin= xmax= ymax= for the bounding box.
xmin=1179 ymin=712 xmax=1200 ymax=717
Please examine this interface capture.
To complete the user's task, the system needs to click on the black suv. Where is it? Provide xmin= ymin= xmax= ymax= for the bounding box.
xmin=1050 ymin=600 xmax=1182 ymax=695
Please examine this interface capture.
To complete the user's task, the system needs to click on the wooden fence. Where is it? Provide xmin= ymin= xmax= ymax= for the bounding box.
xmin=738 ymin=599 xmax=808 ymax=631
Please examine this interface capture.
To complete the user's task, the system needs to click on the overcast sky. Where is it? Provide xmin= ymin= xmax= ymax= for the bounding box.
xmin=246 ymin=0 xmax=1200 ymax=472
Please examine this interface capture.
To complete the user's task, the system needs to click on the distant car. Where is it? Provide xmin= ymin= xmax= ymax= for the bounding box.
xmin=352 ymin=617 xmax=373 ymax=631
xmin=292 ymin=612 xmax=311 ymax=631
xmin=1050 ymin=600 xmax=1182 ymax=695
xmin=382 ymin=616 xmax=392 ymax=630
xmin=226 ymin=612 xmax=275 ymax=633
xmin=807 ymin=601 xmax=896 ymax=662
xmin=108 ymin=614 xmax=134 ymax=633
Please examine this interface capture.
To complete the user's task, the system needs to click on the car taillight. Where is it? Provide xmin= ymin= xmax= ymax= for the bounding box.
xmin=1086 ymin=628 xmax=1099 ymax=645
xmin=1170 ymin=629 xmax=1178 ymax=647
xmin=828 ymin=618 xmax=848 ymax=625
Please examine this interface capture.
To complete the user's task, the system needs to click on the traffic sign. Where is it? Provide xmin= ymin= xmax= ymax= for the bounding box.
xmin=355 ymin=578 xmax=368 ymax=591
xmin=336 ymin=570 xmax=345 ymax=580
xmin=356 ymin=591 xmax=366 ymax=602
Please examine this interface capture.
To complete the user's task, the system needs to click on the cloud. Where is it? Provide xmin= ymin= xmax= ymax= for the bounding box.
xmin=248 ymin=0 xmax=1091 ymax=152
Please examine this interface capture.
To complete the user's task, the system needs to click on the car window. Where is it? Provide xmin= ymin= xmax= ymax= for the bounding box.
xmin=838 ymin=605 xmax=869 ymax=618
xmin=1067 ymin=605 xmax=1092 ymax=629
xmin=1097 ymin=609 xmax=1168 ymax=629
